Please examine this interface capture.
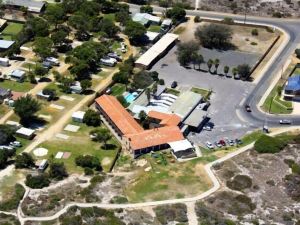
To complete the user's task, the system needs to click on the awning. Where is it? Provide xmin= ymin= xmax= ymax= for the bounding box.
xmin=168 ymin=139 xmax=194 ymax=153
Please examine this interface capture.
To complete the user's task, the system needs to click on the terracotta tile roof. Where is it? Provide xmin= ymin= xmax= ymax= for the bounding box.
xmin=125 ymin=126 xmax=184 ymax=151
xmin=148 ymin=110 xmax=181 ymax=126
xmin=95 ymin=95 xmax=143 ymax=135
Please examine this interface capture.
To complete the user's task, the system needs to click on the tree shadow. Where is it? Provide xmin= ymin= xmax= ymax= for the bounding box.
xmin=82 ymin=89 xmax=95 ymax=95
xmin=102 ymin=143 xmax=117 ymax=150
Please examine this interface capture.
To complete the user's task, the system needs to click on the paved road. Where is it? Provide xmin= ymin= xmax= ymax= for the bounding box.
xmin=130 ymin=4 xmax=300 ymax=128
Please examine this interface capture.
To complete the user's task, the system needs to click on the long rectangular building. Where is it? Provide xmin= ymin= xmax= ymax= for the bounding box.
xmin=135 ymin=33 xmax=179 ymax=69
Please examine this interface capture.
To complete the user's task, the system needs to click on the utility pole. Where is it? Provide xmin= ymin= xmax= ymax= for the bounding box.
xmin=244 ymin=1 xmax=248 ymax=24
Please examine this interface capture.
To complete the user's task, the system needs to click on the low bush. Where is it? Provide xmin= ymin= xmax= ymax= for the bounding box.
xmin=25 ymin=174 xmax=50 ymax=189
xmin=155 ymin=203 xmax=188 ymax=224
xmin=254 ymin=135 xmax=286 ymax=154
xmin=0 ymin=184 xmax=25 ymax=211
xmin=226 ymin=174 xmax=252 ymax=191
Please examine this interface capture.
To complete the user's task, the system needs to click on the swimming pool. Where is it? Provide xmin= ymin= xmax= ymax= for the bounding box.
xmin=124 ymin=92 xmax=138 ymax=103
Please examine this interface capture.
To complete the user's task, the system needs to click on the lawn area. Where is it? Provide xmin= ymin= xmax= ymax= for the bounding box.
xmin=191 ymin=87 xmax=212 ymax=100
xmin=0 ymin=105 xmax=9 ymax=118
xmin=0 ymin=80 xmax=34 ymax=92
xmin=1 ymin=22 xmax=24 ymax=40
xmin=262 ymin=85 xmax=293 ymax=114
xmin=241 ymin=130 xmax=263 ymax=146
xmin=111 ymin=83 xmax=126 ymax=96
xmin=102 ymin=13 xmax=115 ymax=22
xmin=148 ymin=25 xmax=161 ymax=32
xmin=173 ymin=26 xmax=186 ymax=35
xmin=122 ymin=151 xmax=212 ymax=202
xmin=165 ymin=88 xmax=180 ymax=96
xmin=36 ymin=123 xmax=120 ymax=173
xmin=292 ymin=67 xmax=300 ymax=76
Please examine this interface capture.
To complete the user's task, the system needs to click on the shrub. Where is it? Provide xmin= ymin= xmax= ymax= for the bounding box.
xmin=49 ymin=162 xmax=68 ymax=180
xmin=25 ymin=174 xmax=50 ymax=189
xmin=223 ymin=17 xmax=234 ymax=25
xmin=158 ymin=79 xmax=165 ymax=85
xmin=75 ymin=155 xmax=102 ymax=171
xmin=295 ymin=49 xmax=300 ymax=58
xmin=194 ymin=16 xmax=201 ymax=23
xmin=84 ymin=167 xmax=94 ymax=176
xmin=155 ymin=204 xmax=188 ymax=224
xmin=251 ymin=42 xmax=257 ymax=45
xmin=254 ymin=135 xmax=286 ymax=154
xmin=251 ymin=29 xmax=259 ymax=36
xmin=0 ymin=184 xmax=25 ymax=211
xmin=226 ymin=175 xmax=252 ymax=191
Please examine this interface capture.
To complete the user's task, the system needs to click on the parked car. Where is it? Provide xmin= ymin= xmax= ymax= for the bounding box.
xmin=214 ymin=141 xmax=222 ymax=148
xmin=9 ymin=141 xmax=22 ymax=147
xmin=0 ymin=145 xmax=14 ymax=150
xmin=206 ymin=141 xmax=214 ymax=149
xmin=234 ymin=74 xmax=241 ymax=80
xmin=203 ymin=125 xmax=212 ymax=131
xmin=228 ymin=139 xmax=235 ymax=146
xmin=121 ymin=42 xmax=127 ymax=53
xmin=108 ymin=52 xmax=122 ymax=62
xmin=279 ymin=119 xmax=292 ymax=124
xmin=219 ymin=139 xmax=226 ymax=146
xmin=245 ymin=105 xmax=251 ymax=112
xmin=235 ymin=139 xmax=243 ymax=145
xmin=171 ymin=81 xmax=177 ymax=88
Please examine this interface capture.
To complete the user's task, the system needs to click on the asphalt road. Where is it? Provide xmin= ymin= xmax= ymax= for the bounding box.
xmin=130 ymin=4 xmax=300 ymax=128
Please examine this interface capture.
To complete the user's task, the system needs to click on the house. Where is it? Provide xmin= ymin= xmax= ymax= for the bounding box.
xmin=0 ymin=19 xmax=7 ymax=31
xmin=147 ymin=110 xmax=181 ymax=128
xmin=72 ymin=111 xmax=86 ymax=123
xmin=124 ymin=126 xmax=185 ymax=158
xmin=16 ymin=127 xmax=35 ymax=140
xmin=284 ymin=75 xmax=300 ymax=101
xmin=135 ymin=33 xmax=179 ymax=69
xmin=3 ymin=0 xmax=46 ymax=13
xmin=0 ymin=88 xmax=12 ymax=103
xmin=0 ymin=40 xmax=15 ymax=52
xmin=10 ymin=69 xmax=26 ymax=82
xmin=132 ymin=13 xmax=161 ymax=26
xmin=0 ymin=57 xmax=10 ymax=67
xmin=169 ymin=139 xmax=197 ymax=160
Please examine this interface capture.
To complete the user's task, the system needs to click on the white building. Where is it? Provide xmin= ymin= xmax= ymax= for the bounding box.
xmin=72 ymin=111 xmax=86 ymax=123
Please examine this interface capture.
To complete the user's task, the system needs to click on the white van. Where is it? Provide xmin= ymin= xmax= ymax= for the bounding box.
xmin=0 ymin=58 xmax=9 ymax=67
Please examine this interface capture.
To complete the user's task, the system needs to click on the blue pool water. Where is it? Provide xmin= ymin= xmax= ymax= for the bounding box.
xmin=124 ymin=92 xmax=138 ymax=103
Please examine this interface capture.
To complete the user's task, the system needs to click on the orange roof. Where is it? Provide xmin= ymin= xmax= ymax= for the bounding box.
xmin=148 ymin=110 xmax=181 ymax=126
xmin=95 ymin=95 xmax=143 ymax=135
xmin=125 ymin=126 xmax=184 ymax=150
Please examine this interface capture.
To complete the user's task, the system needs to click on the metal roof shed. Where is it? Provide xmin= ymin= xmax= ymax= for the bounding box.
xmin=0 ymin=40 xmax=15 ymax=50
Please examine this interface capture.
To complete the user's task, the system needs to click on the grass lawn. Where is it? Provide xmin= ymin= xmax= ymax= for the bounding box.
xmin=36 ymin=123 xmax=120 ymax=173
xmin=173 ymin=26 xmax=186 ymax=35
xmin=165 ymin=88 xmax=180 ymax=96
xmin=292 ymin=67 xmax=300 ymax=76
xmin=0 ymin=104 xmax=9 ymax=118
xmin=103 ymin=13 xmax=115 ymax=22
xmin=262 ymin=85 xmax=293 ymax=114
xmin=111 ymin=83 xmax=126 ymax=96
xmin=122 ymin=151 xmax=212 ymax=202
xmin=191 ymin=87 xmax=211 ymax=99
xmin=1 ymin=22 xmax=24 ymax=40
xmin=0 ymin=80 xmax=34 ymax=92
xmin=241 ymin=130 xmax=263 ymax=146
xmin=148 ymin=25 xmax=161 ymax=32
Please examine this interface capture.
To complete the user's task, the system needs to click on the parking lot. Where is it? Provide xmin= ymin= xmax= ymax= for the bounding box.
xmin=152 ymin=47 xmax=257 ymax=146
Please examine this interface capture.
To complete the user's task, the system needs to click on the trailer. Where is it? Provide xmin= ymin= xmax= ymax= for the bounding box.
xmin=0 ymin=57 xmax=9 ymax=66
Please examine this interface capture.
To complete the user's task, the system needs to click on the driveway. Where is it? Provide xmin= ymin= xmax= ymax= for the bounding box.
xmin=151 ymin=47 xmax=257 ymax=145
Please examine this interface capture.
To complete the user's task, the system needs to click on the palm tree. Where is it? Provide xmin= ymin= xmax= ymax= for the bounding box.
xmin=207 ymin=59 xmax=213 ymax=73
xmin=214 ymin=58 xmax=220 ymax=74
xmin=224 ymin=65 xmax=230 ymax=76
xmin=197 ymin=54 xmax=204 ymax=71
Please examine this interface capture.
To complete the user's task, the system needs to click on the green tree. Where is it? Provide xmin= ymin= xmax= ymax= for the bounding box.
xmin=83 ymin=109 xmax=101 ymax=127
xmin=237 ymin=64 xmax=251 ymax=79
xmin=0 ymin=124 xmax=16 ymax=145
xmin=80 ymin=79 xmax=92 ymax=92
xmin=25 ymin=174 xmax=50 ymax=189
xmin=70 ymin=62 xmax=90 ymax=81
xmin=176 ymin=41 xmax=200 ymax=67
xmin=295 ymin=49 xmax=300 ymax=59
xmin=75 ymin=155 xmax=102 ymax=171
xmin=68 ymin=13 xmax=90 ymax=31
xmin=100 ymin=18 xmax=120 ymax=38
xmin=124 ymin=21 xmax=146 ymax=44
xmin=51 ymin=30 xmax=68 ymax=46
xmin=145 ymin=88 xmax=151 ymax=102
xmin=138 ymin=110 xmax=147 ymax=122
xmin=27 ymin=17 xmax=50 ymax=37
xmin=207 ymin=59 xmax=213 ymax=73
xmin=44 ymin=4 xmax=65 ymax=28
xmin=140 ymin=5 xmax=153 ymax=14
xmin=214 ymin=58 xmax=220 ymax=74
xmin=14 ymin=95 xmax=41 ymax=125
xmin=91 ymin=128 xmax=112 ymax=149
xmin=112 ymin=71 xmax=129 ymax=84
xmin=15 ymin=153 xmax=35 ymax=169
xmin=166 ymin=6 xmax=186 ymax=22
xmin=33 ymin=37 xmax=53 ymax=59
xmin=62 ymin=0 xmax=84 ymax=13
xmin=232 ymin=67 xmax=238 ymax=76
xmin=224 ymin=65 xmax=230 ymax=76
xmin=34 ymin=64 xmax=48 ymax=77
xmin=49 ymin=162 xmax=68 ymax=180
xmin=195 ymin=24 xmax=233 ymax=49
